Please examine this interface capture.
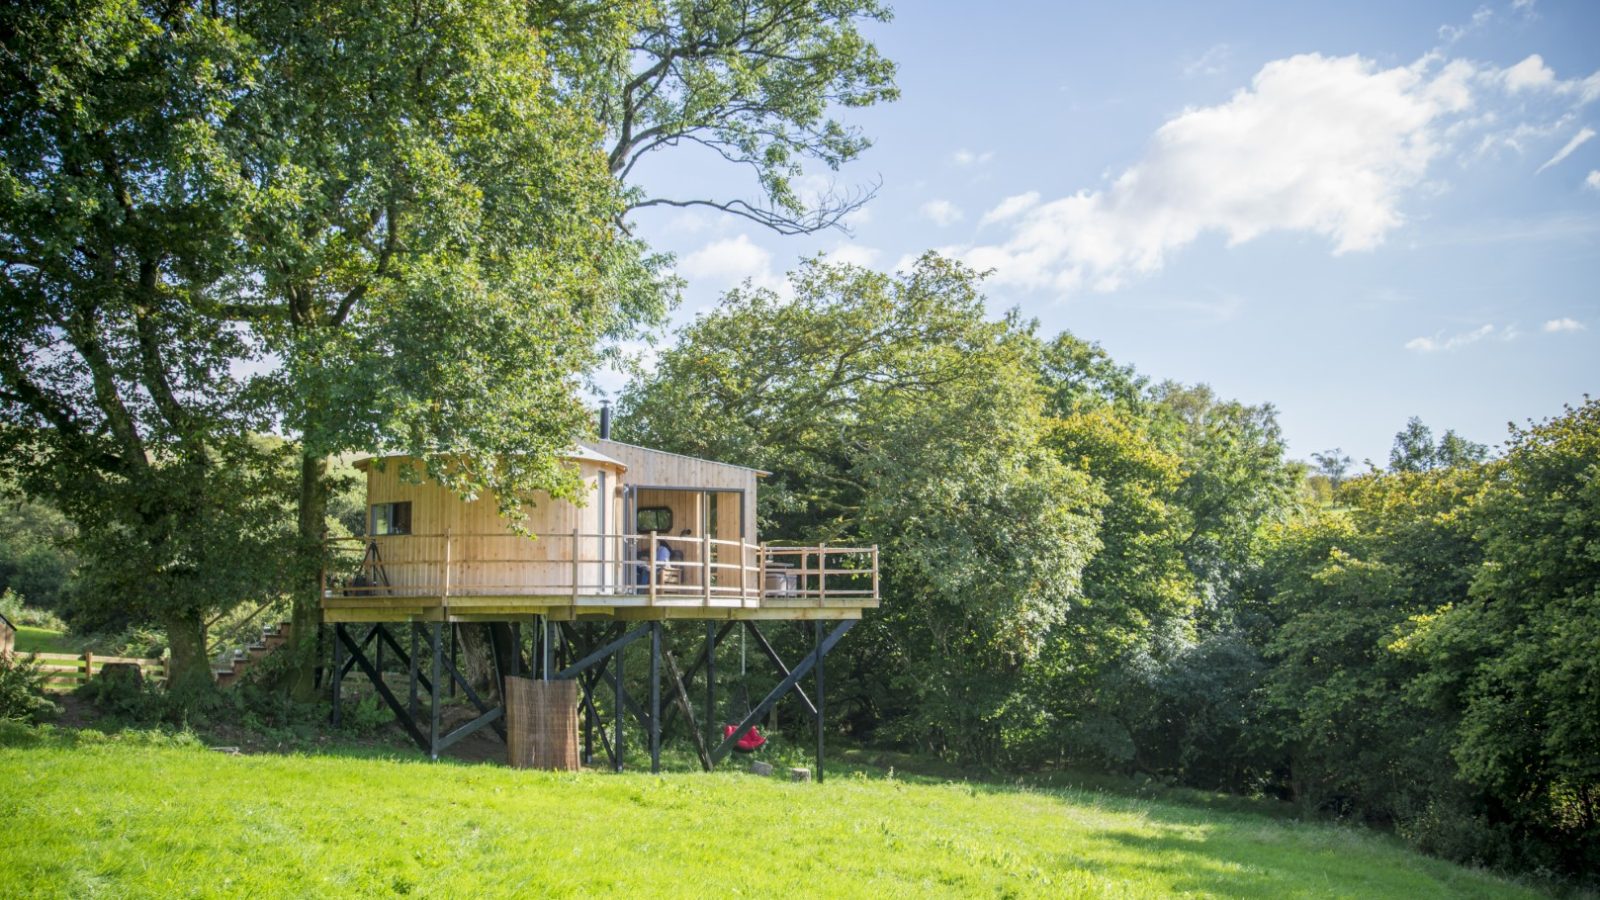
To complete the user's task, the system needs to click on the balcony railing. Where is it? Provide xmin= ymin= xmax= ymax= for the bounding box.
xmin=322 ymin=531 xmax=878 ymax=609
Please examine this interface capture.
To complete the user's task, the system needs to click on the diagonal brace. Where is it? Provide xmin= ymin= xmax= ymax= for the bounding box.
xmin=711 ymin=619 xmax=856 ymax=764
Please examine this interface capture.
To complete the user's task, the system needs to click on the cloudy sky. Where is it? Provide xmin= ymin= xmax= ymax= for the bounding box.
xmin=615 ymin=0 xmax=1599 ymax=466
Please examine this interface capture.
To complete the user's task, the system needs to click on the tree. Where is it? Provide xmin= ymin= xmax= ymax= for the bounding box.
xmin=0 ymin=2 xmax=293 ymax=689
xmin=619 ymin=255 xmax=1102 ymax=762
xmin=1401 ymin=399 xmax=1600 ymax=872
xmin=1389 ymin=417 xmax=1487 ymax=473
xmin=1312 ymin=449 xmax=1353 ymax=487
xmin=599 ymin=0 xmax=899 ymax=234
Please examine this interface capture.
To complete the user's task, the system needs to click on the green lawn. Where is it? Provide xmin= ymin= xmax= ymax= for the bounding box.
xmin=0 ymin=727 xmax=1536 ymax=898
xmin=12 ymin=625 xmax=73 ymax=654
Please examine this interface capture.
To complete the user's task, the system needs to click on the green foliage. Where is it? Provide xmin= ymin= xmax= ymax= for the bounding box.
xmin=0 ymin=653 xmax=58 ymax=725
xmin=603 ymin=0 xmax=899 ymax=233
xmin=1389 ymin=417 xmax=1489 ymax=473
xmin=621 ymin=256 xmax=1103 ymax=762
xmin=1398 ymin=399 xmax=1600 ymax=873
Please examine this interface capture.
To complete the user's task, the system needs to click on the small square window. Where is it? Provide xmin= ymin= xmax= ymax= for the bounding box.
xmin=636 ymin=506 xmax=672 ymax=534
xmin=371 ymin=501 xmax=412 ymax=536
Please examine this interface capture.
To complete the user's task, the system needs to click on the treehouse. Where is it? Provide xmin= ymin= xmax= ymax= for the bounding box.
xmin=321 ymin=418 xmax=878 ymax=776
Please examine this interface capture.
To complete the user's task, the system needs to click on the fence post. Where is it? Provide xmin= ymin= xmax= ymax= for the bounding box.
xmin=163 ymin=654 xmax=172 ymax=685
xmin=83 ymin=650 xmax=93 ymax=683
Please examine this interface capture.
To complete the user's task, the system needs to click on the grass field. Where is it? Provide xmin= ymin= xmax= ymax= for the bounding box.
xmin=0 ymin=725 xmax=1537 ymax=899
xmin=12 ymin=626 xmax=73 ymax=654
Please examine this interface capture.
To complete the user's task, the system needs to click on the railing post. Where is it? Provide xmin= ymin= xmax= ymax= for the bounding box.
xmin=872 ymin=546 xmax=880 ymax=601
xmin=702 ymin=532 xmax=712 ymax=606
xmin=800 ymin=548 xmax=810 ymax=602
xmin=442 ymin=529 xmax=452 ymax=601
xmin=737 ymin=540 xmax=747 ymax=604
xmin=758 ymin=542 xmax=768 ymax=606
xmin=572 ymin=528 xmax=581 ymax=600
xmin=818 ymin=541 xmax=827 ymax=608
xmin=649 ymin=531 xmax=659 ymax=606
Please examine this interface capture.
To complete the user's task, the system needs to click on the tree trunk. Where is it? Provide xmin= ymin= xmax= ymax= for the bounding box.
xmin=457 ymin=623 xmax=501 ymax=699
xmin=163 ymin=607 xmax=212 ymax=699
xmin=289 ymin=451 xmax=330 ymax=701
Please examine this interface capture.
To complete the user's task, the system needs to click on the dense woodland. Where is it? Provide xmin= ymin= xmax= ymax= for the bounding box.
xmin=0 ymin=0 xmax=1595 ymax=885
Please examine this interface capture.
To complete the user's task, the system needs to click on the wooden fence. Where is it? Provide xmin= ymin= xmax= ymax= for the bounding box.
xmin=30 ymin=651 xmax=169 ymax=689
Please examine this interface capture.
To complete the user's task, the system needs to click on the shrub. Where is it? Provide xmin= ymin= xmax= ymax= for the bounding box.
xmin=0 ymin=588 xmax=67 ymax=630
xmin=0 ymin=652 xmax=59 ymax=724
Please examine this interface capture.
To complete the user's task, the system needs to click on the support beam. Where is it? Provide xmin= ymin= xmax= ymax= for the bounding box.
xmin=744 ymin=621 xmax=817 ymax=719
xmin=815 ymin=619 xmax=826 ymax=783
xmin=555 ymin=623 xmax=651 ymax=680
xmin=665 ymin=648 xmax=712 ymax=771
xmin=331 ymin=623 xmax=345 ymax=727
xmin=337 ymin=625 xmax=429 ymax=753
xmin=408 ymin=623 xmax=419 ymax=721
xmin=711 ymin=619 xmax=856 ymax=765
xmin=429 ymin=622 xmax=443 ymax=759
xmin=705 ymin=622 xmax=717 ymax=750
xmin=649 ymin=622 xmax=662 ymax=773
xmin=614 ymin=630 xmax=625 ymax=773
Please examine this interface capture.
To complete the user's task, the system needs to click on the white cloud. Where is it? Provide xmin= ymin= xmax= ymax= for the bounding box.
xmin=1502 ymin=54 xmax=1557 ymax=92
xmin=1587 ymin=170 xmax=1600 ymax=191
xmin=1439 ymin=5 xmax=1493 ymax=44
xmin=953 ymin=149 xmax=995 ymax=166
xmin=980 ymin=192 xmax=1042 ymax=226
xmin=1537 ymin=126 xmax=1595 ymax=172
xmin=1501 ymin=54 xmax=1600 ymax=103
xmin=1183 ymin=44 xmax=1232 ymax=78
xmin=826 ymin=243 xmax=881 ymax=268
xmin=677 ymin=234 xmax=787 ymax=294
xmin=1543 ymin=317 xmax=1586 ymax=332
xmin=961 ymin=53 xmax=1479 ymax=293
xmin=919 ymin=199 xmax=965 ymax=227
xmin=1405 ymin=324 xmax=1496 ymax=352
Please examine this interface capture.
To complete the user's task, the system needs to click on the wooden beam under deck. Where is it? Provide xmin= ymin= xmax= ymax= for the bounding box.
xmin=321 ymin=594 xmax=869 ymax=624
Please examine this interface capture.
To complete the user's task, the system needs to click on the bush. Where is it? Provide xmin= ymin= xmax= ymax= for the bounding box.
xmin=0 ymin=588 xmax=67 ymax=630
xmin=0 ymin=652 xmax=59 ymax=724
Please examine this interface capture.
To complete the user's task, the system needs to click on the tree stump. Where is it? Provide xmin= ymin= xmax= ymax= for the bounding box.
xmin=789 ymin=767 xmax=811 ymax=783
xmin=98 ymin=662 xmax=144 ymax=690
xmin=750 ymin=760 xmax=774 ymax=776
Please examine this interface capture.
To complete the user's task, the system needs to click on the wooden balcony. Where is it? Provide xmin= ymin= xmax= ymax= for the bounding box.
xmin=320 ymin=532 xmax=879 ymax=623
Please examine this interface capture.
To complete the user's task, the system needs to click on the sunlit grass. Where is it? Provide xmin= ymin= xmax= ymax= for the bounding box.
xmin=0 ymin=726 xmax=1537 ymax=898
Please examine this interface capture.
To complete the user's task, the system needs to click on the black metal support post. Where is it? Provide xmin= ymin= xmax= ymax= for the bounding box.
xmin=543 ymin=619 xmax=555 ymax=681
xmin=449 ymin=624 xmax=458 ymax=698
xmin=429 ymin=621 xmax=443 ymax=760
xmin=649 ymin=622 xmax=662 ymax=773
xmin=331 ymin=623 xmax=345 ymax=727
xmin=408 ymin=623 xmax=420 ymax=721
xmin=614 ymin=633 xmax=625 ymax=773
xmin=705 ymin=622 xmax=718 ymax=751
xmin=815 ymin=619 xmax=826 ymax=783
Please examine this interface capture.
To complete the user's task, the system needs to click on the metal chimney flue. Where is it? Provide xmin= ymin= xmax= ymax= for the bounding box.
xmin=599 ymin=399 xmax=612 ymax=440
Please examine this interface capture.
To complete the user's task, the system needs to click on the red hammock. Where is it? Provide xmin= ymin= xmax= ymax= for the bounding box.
xmin=723 ymin=723 xmax=767 ymax=753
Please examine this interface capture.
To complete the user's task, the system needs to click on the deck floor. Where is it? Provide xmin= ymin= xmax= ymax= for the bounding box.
xmin=321 ymin=592 xmax=875 ymax=623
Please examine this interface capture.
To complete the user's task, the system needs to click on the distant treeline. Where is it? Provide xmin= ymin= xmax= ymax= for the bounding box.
xmin=617 ymin=255 xmax=1599 ymax=881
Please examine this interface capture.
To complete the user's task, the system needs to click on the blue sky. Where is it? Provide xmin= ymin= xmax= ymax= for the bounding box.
xmin=614 ymin=0 xmax=1600 ymax=466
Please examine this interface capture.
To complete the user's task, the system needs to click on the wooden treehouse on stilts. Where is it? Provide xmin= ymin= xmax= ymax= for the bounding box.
xmin=322 ymin=410 xmax=878 ymax=779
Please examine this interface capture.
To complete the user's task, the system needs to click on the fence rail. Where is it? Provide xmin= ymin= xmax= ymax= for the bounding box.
xmin=28 ymin=651 xmax=169 ymax=689
xmin=322 ymin=531 xmax=879 ymax=608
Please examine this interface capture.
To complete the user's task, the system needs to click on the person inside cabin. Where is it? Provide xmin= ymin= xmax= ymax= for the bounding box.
xmin=635 ymin=536 xmax=674 ymax=588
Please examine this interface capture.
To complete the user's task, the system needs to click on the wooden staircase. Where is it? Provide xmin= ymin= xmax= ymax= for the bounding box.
xmin=213 ymin=621 xmax=293 ymax=688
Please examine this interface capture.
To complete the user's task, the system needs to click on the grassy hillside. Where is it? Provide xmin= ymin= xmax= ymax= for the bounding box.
xmin=0 ymin=726 xmax=1536 ymax=899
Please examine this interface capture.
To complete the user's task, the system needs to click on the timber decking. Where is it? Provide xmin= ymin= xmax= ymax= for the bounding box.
xmin=320 ymin=532 xmax=879 ymax=623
